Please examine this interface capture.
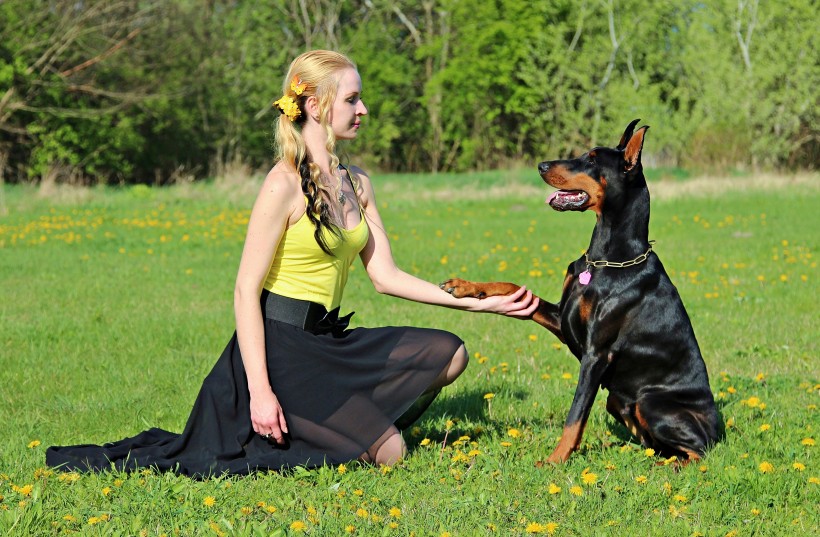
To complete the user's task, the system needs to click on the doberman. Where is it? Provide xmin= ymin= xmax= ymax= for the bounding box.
xmin=441 ymin=120 xmax=720 ymax=464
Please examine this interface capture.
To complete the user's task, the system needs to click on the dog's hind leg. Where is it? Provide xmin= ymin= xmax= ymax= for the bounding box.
xmin=633 ymin=392 xmax=719 ymax=462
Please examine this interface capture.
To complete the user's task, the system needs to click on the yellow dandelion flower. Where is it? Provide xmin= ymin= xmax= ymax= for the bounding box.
xmin=759 ymin=461 xmax=774 ymax=474
xmin=289 ymin=520 xmax=307 ymax=532
xmin=338 ymin=464 xmax=347 ymax=474
xmin=102 ymin=487 xmax=112 ymax=496
xmin=88 ymin=516 xmax=100 ymax=525
xmin=356 ymin=508 xmax=368 ymax=518
xmin=508 ymin=428 xmax=521 ymax=438
xmin=528 ymin=334 xmax=538 ymax=341
xmin=441 ymin=532 xmax=452 ymax=537
xmin=420 ymin=438 xmax=432 ymax=447
xmin=389 ymin=507 xmax=401 ymax=518
xmin=755 ymin=373 xmax=765 ymax=382
xmin=751 ymin=508 xmax=761 ymax=516
xmin=759 ymin=424 xmax=771 ymax=432
xmin=484 ymin=393 xmax=495 ymax=400
xmin=727 ymin=386 xmax=737 ymax=394
xmin=644 ymin=448 xmax=656 ymax=457
xmin=526 ymin=522 xmax=547 ymax=533
xmin=570 ymin=485 xmax=583 ymax=496
xmin=63 ymin=514 xmax=76 ymax=522
xmin=500 ymin=441 xmax=512 ymax=447
xmin=793 ymin=462 xmax=806 ymax=471
xmin=389 ymin=522 xmax=399 ymax=529
xmin=582 ymin=472 xmax=598 ymax=485
xmin=635 ymin=475 xmax=648 ymax=484
xmin=27 ymin=440 xmax=40 ymax=449
xmin=548 ymin=483 xmax=561 ymax=494
xmin=808 ymin=477 xmax=820 ymax=485
xmin=265 ymin=505 xmax=277 ymax=514
xmin=353 ymin=489 xmax=364 ymax=496
xmin=744 ymin=396 xmax=761 ymax=407
xmin=345 ymin=526 xmax=355 ymax=533
xmin=674 ymin=494 xmax=687 ymax=503
xmin=241 ymin=507 xmax=253 ymax=515
xmin=561 ymin=372 xmax=572 ymax=379
xmin=801 ymin=438 xmax=815 ymax=446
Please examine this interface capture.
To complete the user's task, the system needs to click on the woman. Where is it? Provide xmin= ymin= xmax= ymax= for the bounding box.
xmin=46 ymin=50 xmax=537 ymax=477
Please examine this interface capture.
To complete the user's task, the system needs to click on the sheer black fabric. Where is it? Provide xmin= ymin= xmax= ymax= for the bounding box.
xmin=46 ymin=315 xmax=462 ymax=478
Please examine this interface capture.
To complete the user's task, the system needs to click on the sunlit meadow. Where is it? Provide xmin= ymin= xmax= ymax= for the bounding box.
xmin=1 ymin=171 xmax=818 ymax=536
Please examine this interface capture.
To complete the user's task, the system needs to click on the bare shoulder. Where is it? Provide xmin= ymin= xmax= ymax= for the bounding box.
xmin=251 ymin=163 xmax=303 ymax=221
xmin=263 ymin=162 xmax=302 ymax=196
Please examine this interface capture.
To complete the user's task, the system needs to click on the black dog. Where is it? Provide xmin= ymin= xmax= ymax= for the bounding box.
xmin=441 ymin=120 xmax=719 ymax=463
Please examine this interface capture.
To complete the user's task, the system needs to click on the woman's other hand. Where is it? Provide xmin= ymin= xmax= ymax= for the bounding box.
xmin=250 ymin=388 xmax=289 ymax=444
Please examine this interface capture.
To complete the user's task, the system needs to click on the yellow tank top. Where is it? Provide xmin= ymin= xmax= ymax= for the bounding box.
xmin=263 ymin=202 xmax=369 ymax=310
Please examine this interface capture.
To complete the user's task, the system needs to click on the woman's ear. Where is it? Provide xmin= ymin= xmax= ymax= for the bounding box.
xmin=305 ymin=96 xmax=320 ymax=122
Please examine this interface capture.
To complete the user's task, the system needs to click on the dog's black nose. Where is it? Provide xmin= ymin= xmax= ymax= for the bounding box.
xmin=538 ymin=162 xmax=550 ymax=174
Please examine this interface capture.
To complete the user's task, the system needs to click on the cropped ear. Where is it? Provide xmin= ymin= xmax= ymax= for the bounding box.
xmin=617 ymin=119 xmax=641 ymax=150
xmin=623 ymin=125 xmax=649 ymax=171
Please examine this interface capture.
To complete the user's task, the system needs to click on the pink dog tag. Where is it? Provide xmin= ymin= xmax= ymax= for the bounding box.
xmin=579 ymin=270 xmax=592 ymax=285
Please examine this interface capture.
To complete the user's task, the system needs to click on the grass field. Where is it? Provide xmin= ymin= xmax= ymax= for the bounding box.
xmin=1 ymin=171 xmax=818 ymax=536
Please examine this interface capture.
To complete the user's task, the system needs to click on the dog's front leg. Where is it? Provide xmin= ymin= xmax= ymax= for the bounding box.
xmin=547 ymin=352 xmax=610 ymax=463
xmin=440 ymin=278 xmax=562 ymax=341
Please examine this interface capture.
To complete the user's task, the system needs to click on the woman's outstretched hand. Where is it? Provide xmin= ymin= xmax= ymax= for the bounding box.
xmin=472 ymin=285 xmax=540 ymax=319
xmin=250 ymin=388 xmax=289 ymax=444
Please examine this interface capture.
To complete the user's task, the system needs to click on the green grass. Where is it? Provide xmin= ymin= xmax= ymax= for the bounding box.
xmin=1 ymin=172 xmax=818 ymax=536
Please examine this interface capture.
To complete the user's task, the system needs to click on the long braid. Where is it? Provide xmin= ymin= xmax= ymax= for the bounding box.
xmin=300 ymin=159 xmax=340 ymax=256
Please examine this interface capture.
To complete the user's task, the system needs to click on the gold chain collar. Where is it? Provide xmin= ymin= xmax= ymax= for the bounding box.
xmin=584 ymin=240 xmax=655 ymax=269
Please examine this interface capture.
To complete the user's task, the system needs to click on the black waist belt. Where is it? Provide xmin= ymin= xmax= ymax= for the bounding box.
xmin=260 ymin=290 xmax=352 ymax=335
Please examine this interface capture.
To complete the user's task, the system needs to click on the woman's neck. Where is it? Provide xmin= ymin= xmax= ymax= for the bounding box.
xmin=302 ymin=123 xmax=333 ymax=174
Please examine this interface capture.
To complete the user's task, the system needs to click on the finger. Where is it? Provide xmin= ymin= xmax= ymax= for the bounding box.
xmin=507 ymin=285 xmax=527 ymax=301
xmin=278 ymin=410 xmax=289 ymax=435
xmin=506 ymin=289 xmax=532 ymax=310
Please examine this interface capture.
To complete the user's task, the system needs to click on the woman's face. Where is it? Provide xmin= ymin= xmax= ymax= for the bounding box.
xmin=329 ymin=68 xmax=367 ymax=140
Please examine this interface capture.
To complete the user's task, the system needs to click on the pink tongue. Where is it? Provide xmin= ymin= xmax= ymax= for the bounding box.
xmin=547 ymin=191 xmax=559 ymax=205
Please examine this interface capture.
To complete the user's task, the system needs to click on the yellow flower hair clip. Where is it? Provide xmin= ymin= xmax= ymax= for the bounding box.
xmin=273 ymin=95 xmax=301 ymax=121
xmin=290 ymin=76 xmax=307 ymax=96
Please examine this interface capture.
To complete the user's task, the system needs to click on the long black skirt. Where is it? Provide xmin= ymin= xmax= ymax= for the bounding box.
xmin=46 ymin=315 xmax=462 ymax=477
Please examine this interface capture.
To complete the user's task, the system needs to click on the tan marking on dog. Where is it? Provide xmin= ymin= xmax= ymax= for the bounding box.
xmin=547 ymin=421 xmax=586 ymax=463
xmin=578 ymin=296 xmax=593 ymax=324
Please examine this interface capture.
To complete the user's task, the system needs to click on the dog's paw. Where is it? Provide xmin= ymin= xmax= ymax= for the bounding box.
xmin=439 ymin=278 xmax=486 ymax=299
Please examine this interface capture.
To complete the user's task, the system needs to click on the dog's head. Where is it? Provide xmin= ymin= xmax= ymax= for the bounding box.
xmin=538 ymin=119 xmax=649 ymax=214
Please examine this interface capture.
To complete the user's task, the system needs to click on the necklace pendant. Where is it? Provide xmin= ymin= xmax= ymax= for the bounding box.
xmin=579 ymin=270 xmax=592 ymax=285
xmin=338 ymin=191 xmax=346 ymax=205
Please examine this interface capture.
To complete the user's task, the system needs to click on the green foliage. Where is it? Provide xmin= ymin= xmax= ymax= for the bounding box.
xmin=0 ymin=0 xmax=817 ymax=183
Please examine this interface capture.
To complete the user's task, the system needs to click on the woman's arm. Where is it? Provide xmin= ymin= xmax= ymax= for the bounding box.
xmin=234 ymin=166 xmax=302 ymax=443
xmin=354 ymin=167 xmax=538 ymax=317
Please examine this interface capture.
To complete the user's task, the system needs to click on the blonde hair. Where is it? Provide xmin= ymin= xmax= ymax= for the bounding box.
xmin=274 ymin=50 xmax=357 ymax=255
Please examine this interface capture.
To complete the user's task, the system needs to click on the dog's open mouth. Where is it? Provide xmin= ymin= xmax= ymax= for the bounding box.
xmin=547 ymin=190 xmax=589 ymax=211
